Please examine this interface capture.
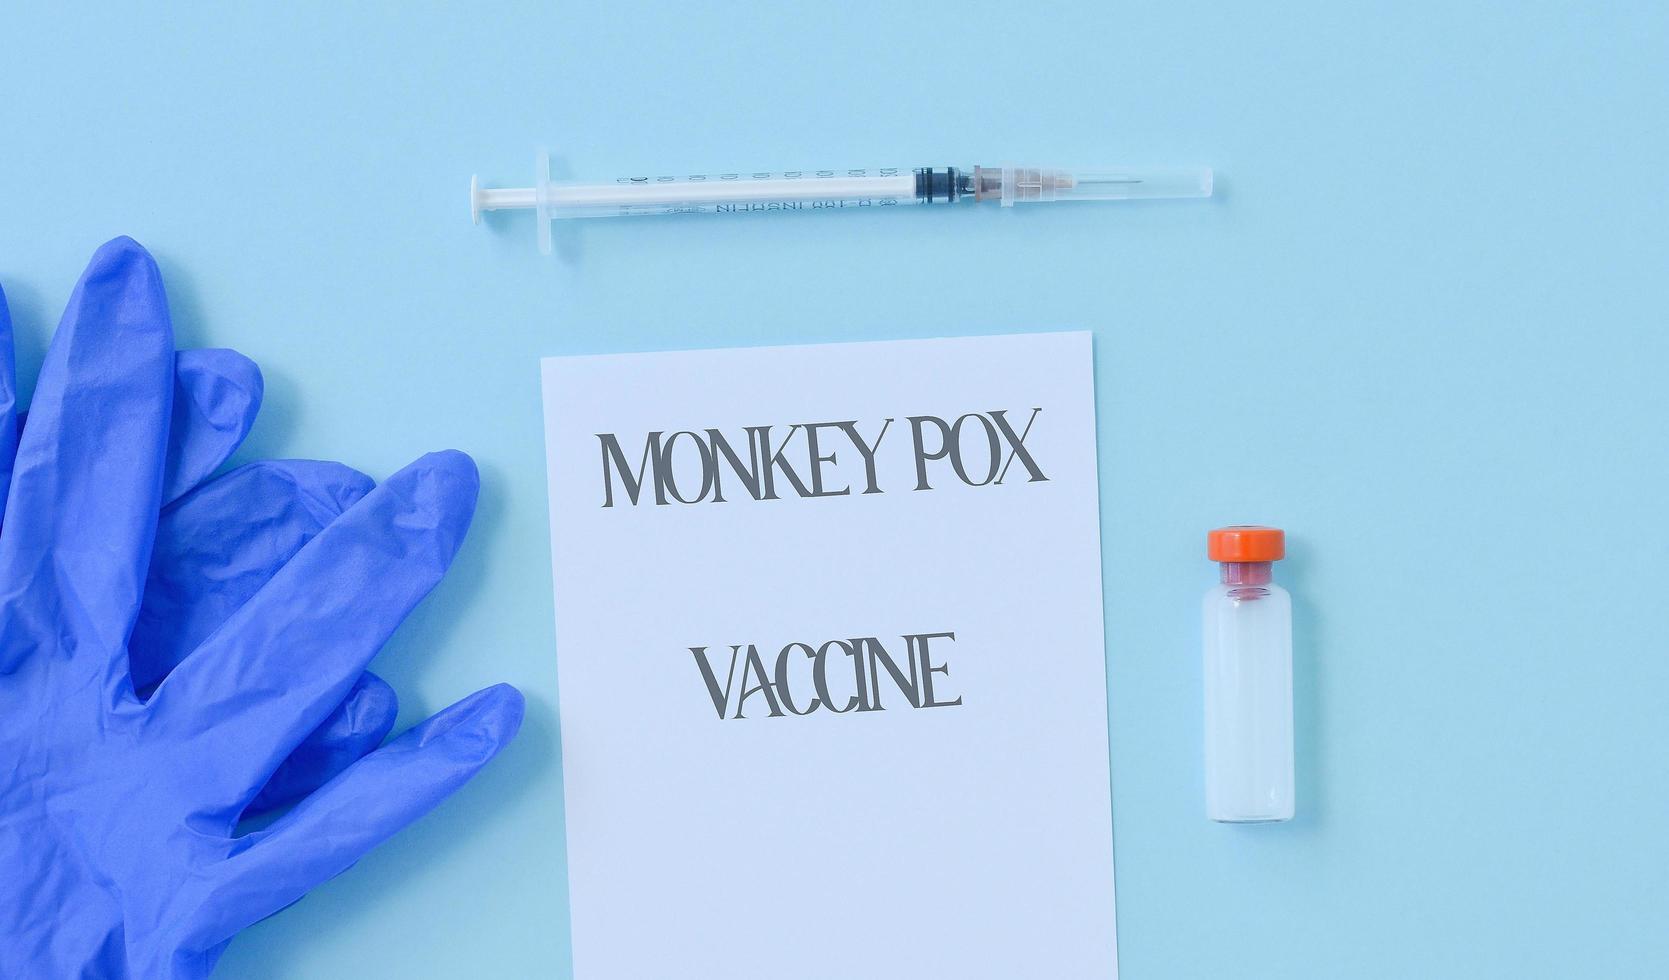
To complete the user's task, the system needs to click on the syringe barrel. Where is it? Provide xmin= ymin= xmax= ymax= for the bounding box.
xmin=545 ymin=170 xmax=919 ymax=218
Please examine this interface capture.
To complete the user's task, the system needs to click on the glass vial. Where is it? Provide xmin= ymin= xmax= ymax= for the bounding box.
xmin=1203 ymin=526 xmax=1294 ymax=822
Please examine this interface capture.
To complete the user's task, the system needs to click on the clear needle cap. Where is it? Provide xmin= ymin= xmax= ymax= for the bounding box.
xmin=977 ymin=165 xmax=1213 ymax=205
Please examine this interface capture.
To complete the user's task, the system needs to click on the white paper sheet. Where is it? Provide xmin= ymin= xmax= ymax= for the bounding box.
xmin=542 ymin=332 xmax=1116 ymax=979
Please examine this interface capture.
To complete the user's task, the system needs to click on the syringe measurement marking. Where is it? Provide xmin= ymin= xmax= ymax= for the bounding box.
xmin=617 ymin=168 xmax=903 ymax=184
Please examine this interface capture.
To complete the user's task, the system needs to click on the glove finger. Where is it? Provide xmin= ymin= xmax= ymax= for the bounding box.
xmin=4 ymin=350 xmax=261 ymax=526
xmin=246 ymin=671 xmax=399 ymax=816
xmin=0 ymin=286 xmax=16 ymax=516
xmin=163 ymin=349 xmax=263 ymax=505
xmin=0 ymin=237 xmax=173 ymax=676
xmin=149 ymin=450 xmax=479 ymax=816
xmin=130 ymin=459 xmax=375 ymax=690
xmin=195 ymin=684 xmax=523 ymax=944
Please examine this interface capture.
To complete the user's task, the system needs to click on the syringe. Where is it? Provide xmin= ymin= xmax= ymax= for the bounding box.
xmin=472 ymin=150 xmax=1213 ymax=253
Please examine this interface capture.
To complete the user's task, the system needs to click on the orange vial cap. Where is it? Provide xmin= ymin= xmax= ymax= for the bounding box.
xmin=1207 ymin=526 xmax=1285 ymax=563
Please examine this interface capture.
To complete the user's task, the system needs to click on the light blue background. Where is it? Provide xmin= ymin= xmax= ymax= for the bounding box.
xmin=3 ymin=2 xmax=1665 ymax=977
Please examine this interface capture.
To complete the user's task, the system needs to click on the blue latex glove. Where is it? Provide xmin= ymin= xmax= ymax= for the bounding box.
xmin=0 ymin=239 xmax=523 ymax=977
xmin=2 ymin=278 xmax=398 ymax=816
